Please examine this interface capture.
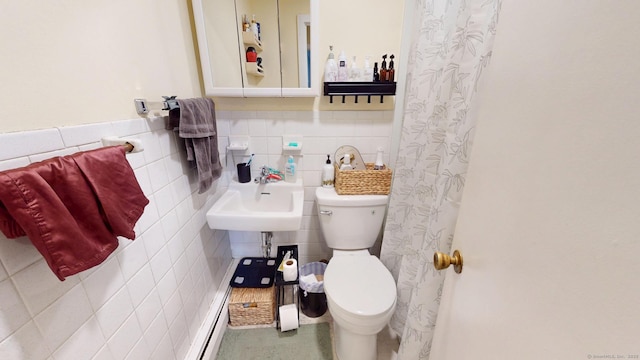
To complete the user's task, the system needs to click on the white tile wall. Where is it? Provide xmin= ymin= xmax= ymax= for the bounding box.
xmin=0 ymin=279 xmax=31 ymax=340
xmin=0 ymin=117 xmax=232 ymax=359
xmin=0 ymin=109 xmax=392 ymax=359
xmin=217 ymin=110 xmax=394 ymax=264
xmin=95 ymin=287 xmax=134 ymax=339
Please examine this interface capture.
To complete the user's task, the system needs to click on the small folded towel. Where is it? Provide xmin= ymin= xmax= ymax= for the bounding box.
xmin=0 ymin=146 xmax=149 ymax=280
xmin=168 ymin=98 xmax=222 ymax=193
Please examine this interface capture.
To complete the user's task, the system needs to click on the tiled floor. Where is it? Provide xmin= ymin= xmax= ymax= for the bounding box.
xmin=220 ymin=309 xmax=399 ymax=360
xmin=300 ymin=311 xmax=399 ymax=360
xmin=375 ymin=325 xmax=401 ymax=360
xmin=216 ymin=282 xmax=400 ymax=359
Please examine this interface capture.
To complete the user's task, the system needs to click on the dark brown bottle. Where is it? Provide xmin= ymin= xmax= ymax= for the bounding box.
xmin=388 ymin=54 xmax=395 ymax=82
xmin=380 ymin=54 xmax=388 ymax=82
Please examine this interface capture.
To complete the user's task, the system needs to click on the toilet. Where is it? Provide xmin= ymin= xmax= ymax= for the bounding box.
xmin=315 ymin=187 xmax=397 ymax=360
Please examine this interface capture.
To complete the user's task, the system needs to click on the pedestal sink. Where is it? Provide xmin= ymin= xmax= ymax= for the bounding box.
xmin=206 ymin=178 xmax=304 ymax=231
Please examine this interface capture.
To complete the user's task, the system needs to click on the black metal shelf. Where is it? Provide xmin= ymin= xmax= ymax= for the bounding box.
xmin=275 ymin=245 xmax=299 ymax=331
xmin=323 ymin=81 xmax=397 ymax=103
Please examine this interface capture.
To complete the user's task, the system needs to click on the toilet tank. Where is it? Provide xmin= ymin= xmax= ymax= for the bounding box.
xmin=315 ymin=187 xmax=389 ymax=250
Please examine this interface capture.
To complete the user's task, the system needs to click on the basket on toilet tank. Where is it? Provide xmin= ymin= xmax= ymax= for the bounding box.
xmin=298 ymin=262 xmax=328 ymax=318
xmin=334 ymin=163 xmax=392 ymax=195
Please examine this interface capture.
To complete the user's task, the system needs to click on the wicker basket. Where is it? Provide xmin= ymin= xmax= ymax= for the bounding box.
xmin=228 ymin=286 xmax=275 ymax=326
xmin=334 ymin=163 xmax=392 ymax=195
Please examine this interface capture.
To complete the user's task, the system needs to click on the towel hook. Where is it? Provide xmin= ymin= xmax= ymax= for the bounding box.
xmin=134 ymin=96 xmax=179 ymax=115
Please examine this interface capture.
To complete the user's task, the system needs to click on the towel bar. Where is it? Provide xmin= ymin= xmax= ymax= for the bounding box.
xmin=101 ymin=137 xmax=144 ymax=153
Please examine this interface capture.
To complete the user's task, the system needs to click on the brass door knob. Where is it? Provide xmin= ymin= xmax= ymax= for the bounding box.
xmin=433 ymin=250 xmax=463 ymax=273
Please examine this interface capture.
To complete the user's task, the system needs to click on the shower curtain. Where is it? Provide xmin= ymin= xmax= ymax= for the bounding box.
xmin=380 ymin=0 xmax=501 ymax=358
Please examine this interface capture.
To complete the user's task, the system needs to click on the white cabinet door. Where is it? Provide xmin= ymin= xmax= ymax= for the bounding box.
xmin=429 ymin=1 xmax=640 ymax=359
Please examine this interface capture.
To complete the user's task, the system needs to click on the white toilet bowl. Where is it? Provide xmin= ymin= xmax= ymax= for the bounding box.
xmin=315 ymin=187 xmax=397 ymax=360
xmin=324 ymin=251 xmax=396 ymax=360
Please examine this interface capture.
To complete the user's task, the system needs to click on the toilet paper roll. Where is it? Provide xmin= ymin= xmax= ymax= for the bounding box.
xmin=279 ymin=304 xmax=299 ymax=332
xmin=282 ymin=258 xmax=298 ymax=282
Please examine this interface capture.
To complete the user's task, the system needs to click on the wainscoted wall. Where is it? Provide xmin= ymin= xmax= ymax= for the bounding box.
xmin=0 ymin=108 xmax=393 ymax=360
xmin=0 ymin=116 xmax=232 ymax=360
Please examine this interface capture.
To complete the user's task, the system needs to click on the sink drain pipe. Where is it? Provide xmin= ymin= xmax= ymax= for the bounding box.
xmin=261 ymin=231 xmax=273 ymax=258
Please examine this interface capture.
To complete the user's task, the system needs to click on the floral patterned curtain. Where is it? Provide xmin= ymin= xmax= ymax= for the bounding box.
xmin=380 ymin=0 xmax=501 ymax=358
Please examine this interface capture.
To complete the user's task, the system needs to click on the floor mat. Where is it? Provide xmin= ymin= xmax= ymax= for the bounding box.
xmin=216 ymin=323 xmax=333 ymax=360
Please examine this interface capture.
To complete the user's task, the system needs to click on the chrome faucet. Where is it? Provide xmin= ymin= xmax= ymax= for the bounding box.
xmin=257 ymin=165 xmax=270 ymax=184
xmin=256 ymin=165 xmax=283 ymax=184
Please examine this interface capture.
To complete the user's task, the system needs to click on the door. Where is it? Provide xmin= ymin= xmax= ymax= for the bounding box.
xmin=429 ymin=1 xmax=640 ymax=359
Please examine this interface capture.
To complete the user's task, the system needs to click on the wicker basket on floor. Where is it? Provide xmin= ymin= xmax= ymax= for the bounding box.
xmin=334 ymin=163 xmax=392 ymax=195
xmin=228 ymin=286 xmax=275 ymax=326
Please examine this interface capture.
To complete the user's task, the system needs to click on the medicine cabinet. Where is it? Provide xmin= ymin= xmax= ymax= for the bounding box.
xmin=192 ymin=0 xmax=319 ymax=97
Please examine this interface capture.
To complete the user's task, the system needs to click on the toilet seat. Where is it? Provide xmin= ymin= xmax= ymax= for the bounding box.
xmin=324 ymin=255 xmax=396 ymax=317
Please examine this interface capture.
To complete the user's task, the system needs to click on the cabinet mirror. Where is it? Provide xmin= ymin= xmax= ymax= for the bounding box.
xmin=192 ymin=0 xmax=318 ymax=97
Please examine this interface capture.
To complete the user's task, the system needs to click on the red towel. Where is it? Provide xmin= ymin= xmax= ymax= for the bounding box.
xmin=0 ymin=146 xmax=149 ymax=280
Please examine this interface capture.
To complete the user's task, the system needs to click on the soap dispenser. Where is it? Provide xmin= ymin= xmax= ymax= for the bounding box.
xmin=285 ymin=156 xmax=297 ymax=183
xmin=322 ymin=154 xmax=335 ymax=188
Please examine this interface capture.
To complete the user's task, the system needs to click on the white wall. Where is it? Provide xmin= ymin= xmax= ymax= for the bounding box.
xmin=0 ymin=0 xmax=202 ymax=133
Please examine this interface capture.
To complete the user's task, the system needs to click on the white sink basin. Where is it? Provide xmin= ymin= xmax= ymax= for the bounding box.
xmin=206 ymin=179 xmax=304 ymax=231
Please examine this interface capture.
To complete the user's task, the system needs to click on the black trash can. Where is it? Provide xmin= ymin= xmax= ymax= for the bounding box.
xmin=298 ymin=262 xmax=327 ymax=318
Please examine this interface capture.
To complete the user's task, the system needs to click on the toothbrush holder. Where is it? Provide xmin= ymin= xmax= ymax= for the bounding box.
xmin=237 ymin=163 xmax=252 ymax=183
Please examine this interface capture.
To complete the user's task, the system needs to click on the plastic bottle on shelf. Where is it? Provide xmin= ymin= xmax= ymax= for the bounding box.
xmin=362 ymin=56 xmax=374 ymax=81
xmin=337 ymin=50 xmax=348 ymax=82
xmin=251 ymin=15 xmax=260 ymax=39
xmin=246 ymin=47 xmax=257 ymax=62
xmin=242 ymin=14 xmax=250 ymax=32
xmin=324 ymin=46 xmax=338 ymax=82
xmin=348 ymin=56 xmax=361 ymax=82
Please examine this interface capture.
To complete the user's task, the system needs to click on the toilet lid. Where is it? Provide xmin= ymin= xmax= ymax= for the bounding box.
xmin=324 ymin=256 xmax=396 ymax=316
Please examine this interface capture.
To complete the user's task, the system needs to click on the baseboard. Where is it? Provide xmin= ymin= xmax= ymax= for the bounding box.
xmin=199 ymin=296 xmax=231 ymax=359
xmin=185 ymin=258 xmax=238 ymax=359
